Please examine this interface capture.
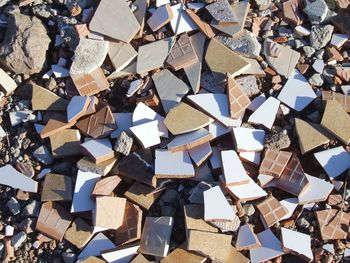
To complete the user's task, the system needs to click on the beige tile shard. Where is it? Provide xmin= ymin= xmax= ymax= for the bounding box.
xmin=205 ymin=38 xmax=250 ymax=83
xmin=89 ymin=0 xmax=140 ymax=42
xmin=41 ymin=173 xmax=73 ymax=201
xmin=222 ymin=246 xmax=250 ymax=263
xmin=50 ymin=129 xmax=81 ymax=158
xmin=92 ymin=176 xmax=121 ymax=196
xmin=0 ymin=68 xmax=17 ymax=96
xmin=95 ymin=196 xmax=126 ymax=230
xmin=130 ymin=254 xmax=149 ymax=263
xmin=164 ymin=102 xmax=213 ymax=135
xmin=185 ymin=9 xmax=215 ymax=39
xmin=64 ymin=218 xmax=93 ymax=249
xmin=295 ymin=118 xmax=333 ymax=154
xmin=147 ymin=4 xmax=173 ymax=32
xmin=321 ymin=100 xmax=350 ymax=144
xmin=124 ymin=182 xmax=162 ymax=210
xmin=30 ymin=83 xmax=69 ymax=111
xmin=227 ymin=75 xmax=251 ymax=119
xmin=161 ymin=243 xmax=207 ymax=263
xmin=242 ymin=57 xmax=266 ymax=76
xmin=167 ymin=128 xmax=213 ymax=152
xmin=108 ymin=42 xmax=137 ymax=72
xmin=322 ymin=90 xmax=350 ymax=113
xmin=184 ymin=204 xmax=218 ymax=236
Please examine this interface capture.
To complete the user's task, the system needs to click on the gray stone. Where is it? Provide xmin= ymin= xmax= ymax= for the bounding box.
xmin=216 ymin=30 xmax=261 ymax=58
xmin=278 ymin=27 xmax=293 ymax=37
xmin=62 ymin=252 xmax=76 ymax=263
xmin=22 ymin=200 xmax=40 ymax=217
xmin=302 ymin=46 xmax=316 ymax=58
xmin=6 ymin=197 xmax=21 ymax=215
xmin=206 ymin=0 xmax=238 ymax=24
xmin=264 ymin=131 xmax=291 ymax=150
xmin=303 ymin=0 xmax=328 ymax=24
xmin=235 ymin=75 xmax=260 ymax=97
xmin=114 ymin=131 xmax=133 ymax=156
xmin=310 ymin=25 xmax=334 ymax=50
xmin=33 ymin=145 xmax=53 ymax=165
xmin=11 ymin=231 xmax=27 ymax=249
xmin=297 ymin=217 xmax=310 ymax=228
xmin=308 ymin=73 xmax=324 ymax=86
xmin=243 ymin=204 xmax=255 ymax=216
xmin=160 ymin=189 xmax=179 ymax=203
xmin=0 ymin=13 xmax=51 ymax=75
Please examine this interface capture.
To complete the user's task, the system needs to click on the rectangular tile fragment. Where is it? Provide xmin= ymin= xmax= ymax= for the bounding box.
xmin=95 ymin=196 xmax=126 ymax=230
xmin=64 ymin=218 xmax=93 ymax=249
xmin=41 ymin=173 xmax=73 ymax=201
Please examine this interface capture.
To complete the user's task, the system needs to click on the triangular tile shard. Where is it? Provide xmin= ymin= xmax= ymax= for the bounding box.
xmin=203 ymin=185 xmax=236 ymax=221
xmin=295 ymin=118 xmax=333 ymax=154
xmin=169 ymin=3 xmax=198 ymax=34
xmin=152 ymin=69 xmax=189 ymax=113
xmin=89 ymin=0 xmax=140 ymax=42
xmin=164 ymin=102 xmax=213 ymax=135
xmin=226 ymin=177 xmax=267 ymax=201
xmin=221 ymin=150 xmax=250 ymax=186
xmin=147 ymin=4 xmax=173 ymax=32
xmin=30 ymin=83 xmax=69 ymax=111
xmin=280 ymin=227 xmax=313 ymax=262
xmin=67 ymin=96 xmax=91 ymax=123
xmin=277 ymin=70 xmax=316 ymax=111
xmin=205 ymin=38 xmax=250 ymax=84
xmin=185 ymin=9 xmax=216 ymax=39
xmin=227 ymin=75 xmax=251 ymax=119
xmin=298 ymin=174 xmax=334 ymax=204
xmin=259 ymin=150 xmax=292 ymax=178
xmin=77 ymin=233 xmax=116 ymax=260
xmin=101 ymin=244 xmax=139 ymax=263
xmin=188 ymin=142 xmax=212 ymax=167
xmin=155 ymin=149 xmax=195 ymax=179
xmin=248 ymin=97 xmax=280 ymax=129
xmin=236 ymin=224 xmax=261 ymax=251
xmin=314 ymin=146 xmax=350 ymax=180
xmin=321 ymin=100 xmax=350 ymax=144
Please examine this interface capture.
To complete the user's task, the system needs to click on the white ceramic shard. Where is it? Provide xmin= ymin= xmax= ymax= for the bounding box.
xmin=279 ymin=198 xmax=298 ymax=220
xmin=170 ymin=3 xmax=198 ymax=34
xmin=203 ymin=186 xmax=235 ymax=221
xmin=221 ymin=150 xmax=250 ymax=186
xmin=248 ymin=96 xmax=280 ymax=129
xmin=247 ymin=93 xmax=266 ymax=111
xmin=236 ymin=224 xmax=260 ymax=251
xmin=101 ymin=244 xmax=139 ymax=263
xmin=226 ymin=177 xmax=267 ymax=201
xmin=239 ymin=151 xmax=261 ymax=165
xmin=67 ymin=96 xmax=90 ymax=122
xmin=281 ymin=227 xmax=313 ymax=262
xmin=331 ymin=33 xmax=348 ymax=48
xmin=110 ymin=113 xmax=133 ymax=139
xmin=0 ymin=165 xmax=37 ymax=193
xmin=167 ymin=128 xmax=212 ymax=152
xmin=207 ymin=120 xmax=232 ymax=139
xmin=298 ymin=174 xmax=334 ymax=204
xmin=232 ymin=127 xmax=265 ymax=152
xmin=188 ymin=142 xmax=212 ymax=167
xmin=78 ymin=233 xmax=116 ymax=259
xmin=130 ymin=120 xmax=161 ymax=148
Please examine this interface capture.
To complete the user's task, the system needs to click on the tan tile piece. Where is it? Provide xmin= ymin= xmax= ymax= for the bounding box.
xmin=275 ymin=155 xmax=310 ymax=196
xmin=316 ymin=209 xmax=350 ymax=240
xmin=205 ymin=38 xmax=250 ymax=83
xmin=79 ymin=256 xmax=105 ymax=263
xmin=219 ymin=245 xmax=249 ymax=263
xmin=71 ymin=68 xmax=109 ymax=96
xmin=259 ymin=150 xmax=292 ymax=177
xmin=130 ymin=254 xmax=149 ymax=263
xmin=335 ymin=67 xmax=350 ymax=82
xmin=227 ymin=75 xmax=250 ymax=119
xmin=187 ymin=230 xmax=232 ymax=262
xmin=184 ymin=204 xmax=218 ymax=237
xmin=64 ymin=218 xmax=93 ymax=249
xmin=139 ymin=216 xmax=174 ymax=257
xmin=40 ymin=114 xmax=76 ymax=139
xmin=161 ymin=243 xmax=207 ymax=263
xmin=147 ymin=4 xmax=173 ymax=32
xmin=321 ymin=100 xmax=350 ymax=144
xmin=185 ymin=9 xmax=215 ymax=39
xmin=30 ymin=82 xmax=69 ymax=111
xmin=295 ymin=118 xmax=333 ymax=154
xmin=327 ymin=194 xmax=342 ymax=208
xmin=124 ymin=182 xmax=161 ymax=210
xmin=326 ymin=46 xmax=344 ymax=62
xmin=74 ymin=24 xmax=90 ymax=38
xmin=164 ymin=102 xmax=213 ymax=135
xmin=92 ymin=176 xmax=121 ymax=196
xmin=283 ymin=0 xmax=302 ymax=26
xmin=133 ymin=0 xmax=150 ymax=39
xmin=36 ymin=201 xmax=73 ymax=241
xmin=0 ymin=68 xmax=17 ymax=96
xmin=41 ymin=173 xmax=73 ymax=201
xmin=114 ymin=201 xmax=142 ymax=246
xmin=322 ymin=90 xmax=350 ymax=113
xmin=256 ymin=195 xmax=288 ymax=227
xmin=95 ymin=196 xmax=126 ymax=230
xmin=108 ymin=42 xmax=137 ymax=72
xmin=50 ymin=129 xmax=81 ymax=158
xmin=166 ymin=33 xmax=198 ymax=71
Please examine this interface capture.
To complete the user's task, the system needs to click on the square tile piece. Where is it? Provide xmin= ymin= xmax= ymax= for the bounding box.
xmin=139 ymin=217 xmax=174 ymax=257
xmin=256 ymin=195 xmax=288 ymax=227
xmin=95 ymin=196 xmax=126 ymax=230
xmin=227 ymin=75 xmax=250 ymax=119
xmin=316 ymin=209 xmax=350 ymax=240
xmin=259 ymin=150 xmax=292 ymax=177
xmin=221 ymin=150 xmax=250 ymax=185
xmin=232 ymin=127 xmax=265 ymax=152
xmin=281 ymin=227 xmax=313 ymax=262
xmin=41 ymin=173 xmax=73 ymax=201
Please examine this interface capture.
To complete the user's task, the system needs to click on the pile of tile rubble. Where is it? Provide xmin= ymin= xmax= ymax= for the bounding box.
xmin=0 ymin=0 xmax=350 ymax=262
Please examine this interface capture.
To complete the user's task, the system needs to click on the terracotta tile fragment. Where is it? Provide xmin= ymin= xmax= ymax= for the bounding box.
xmin=74 ymin=24 xmax=90 ymax=38
xmin=95 ymin=196 xmax=126 ymax=230
xmin=226 ymin=75 xmax=251 ymax=119
xmin=71 ymin=68 xmax=109 ymax=96
xmin=64 ymin=218 xmax=93 ymax=249
xmin=282 ymin=0 xmax=302 ymax=26
xmin=259 ymin=150 xmax=292 ymax=177
xmin=327 ymin=194 xmax=343 ymax=208
xmin=256 ymin=195 xmax=288 ymax=227
xmin=326 ymin=46 xmax=344 ymax=62
xmin=92 ymin=176 xmax=121 ymax=196
xmin=335 ymin=67 xmax=350 ymax=82
xmin=185 ymin=9 xmax=215 ymax=39
xmin=316 ymin=209 xmax=350 ymax=240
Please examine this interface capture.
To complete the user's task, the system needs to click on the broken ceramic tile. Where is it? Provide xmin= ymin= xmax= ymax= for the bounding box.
xmin=227 ymin=75 xmax=251 ymax=119
xmin=101 ymin=244 xmax=140 ymax=263
xmin=277 ymin=70 xmax=316 ymax=111
xmin=164 ymin=102 xmax=213 ymax=135
xmin=0 ymin=165 xmax=37 ymax=193
xmin=239 ymin=151 xmax=261 ymax=165
xmin=281 ymin=227 xmax=313 ymax=262
xmin=259 ymin=150 xmax=292 ymax=178
xmin=188 ymin=142 xmax=212 ymax=167
xmin=232 ymin=127 xmax=265 ymax=152
xmin=89 ymin=0 xmax=140 ymax=42
xmin=133 ymin=0 xmax=149 ymax=38
xmin=124 ymin=182 xmax=161 ymax=209
xmin=92 ymin=176 xmax=121 ymax=196
xmin=67 ymin=96 xmax=90 ymax=123
xmin=127 ymin=79 xmax=144 ymax=98
xmin=152 ymin=69 xmax=189 ymax=113
xmin=0 ymin=68 xmax=17 ymax=96
xmin=77 ymin=157 xmax=116 ymax=177
xmin=206 ymin=0 xmax=238 ymax=25
xmin=185 ymin=9 xmax=215 ymax=39
xmin=226 ymin=177 xmax=267 ymax=201
xmin=170 ymin=3 xmax=198 ymax=34
xmin=248 ymin=96 xmax=280 ymax=129
xmin=316 ymin=209 xmax=350 ymax=240
xmin=64 ymin=218 xmax=93 ymax=249
xmin=184 ymin=204 xmax=218 ymax=235
xmin=279 ymin=198 xmax=299 ymax=221
xmin=167 ymin=128 xmax=213 ymax=152
xmin=283 ymin=0 xmax=302 ymax=26
xmin=256 ymin=195 xmax=288 ymax=227
xmin=208 ymin=120 xmax=232 ymax=139
xmin=95 ymin=196 xmax=126 ymax=230
xmin=161 ymin=242 xmax=207 ymax=263
xmin=78 ymin=233 xmax=116 ymax=260
xmin=298 ymin=174 xmax=334 ymax=204
xmin=139 ymin=217 xmax=174 ymax=257
xmin=137 ymin=37 xmax=174 ymax=74
xmin=71 ymin=170 xmax=101 ymax=213
xmin=50 ymin=129 xmax=81 ymax=158
xmin=108 ymin=42 xmax=137 ymax=73
xmin=110 ymin=112 xmax=133 ymax=139
xmin=248 ymin=94 xmax=266 ymax=111
xmin=81 ymin=138 xmax=115 ymax=164
xmin=314 ymin=146 xmax=350 ymax=180
xmin=322 ymin=90 xmax=350 ymax=113
xmin=130 ymin=120 xmax=161 ymax=148
xmin=331 ymin=33 xmax=348 ymax=48
xmin=41 ymin=173 xmax=72 ymax=201
xmin=9 ymin=111 xmax=36 ymax=127
xmin=321 ymin=100 xmax=350 ymax=144
xmin=221 ymin=150 xmax=250 ymax=186
xmin=147 ymin=4 xmax=173 ymax=32
xmin=236 ymin=224 xmax=260 ymax=251
xmin=36 ymin=201 xmax=73 ymax=241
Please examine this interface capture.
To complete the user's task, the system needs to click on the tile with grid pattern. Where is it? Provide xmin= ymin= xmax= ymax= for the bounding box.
xmin=259 ymin=150 xmax=292 ymax=177
xmin=316 ymin=209 xmax=350 ymax=240
xmin=227 ymin=75 xmax=250 ymax=119
xmin=166 ymin=33 xmax=198 ymax=71
xmin=275 ymin=155 xmax=309 ymax=196
xmin=256 ymin=195 xmax=288 ymax=227
xmin=322 ymin=90 xmax=350 ymax=113
xmin=71 ymin=68 xmax=109 ymax=96
xmin=114 ymin=201 xmax=142 ymax=245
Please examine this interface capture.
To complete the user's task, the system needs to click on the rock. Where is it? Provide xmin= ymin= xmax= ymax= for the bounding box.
xmin=243 ymin=204 xmax=255 ymax=216
xmin=0 ymin=13 xmax=51 ymax=75
xmin=297 ymin=217 xmax=310 ymax=228
xmin=302 ymin=46 xmax=316 ymax=58
xmin=62 ymin=251 xmax=76 ymax=263
xmin=114 ymin=131 xmax=133 ymax=156
xmin=264 ymin=131 xmax=291 ymax=150
xmin=22 ymin=200 xmax=40 ymax=217
xmin=11 ymin=231 xmax=27 ymax=249
xmin=6 ymin=197 xmax=21 ymax=215
xmin=216 ymin=30 xmax=261 ymax=58
xmin=160 ymin=189 xmax=179 ymax=203
xmin=310 ymin=25 xmax=334 ymax=50
xmin=33 ymin=145 xmax=53 ymax=165
xmin=309 ymin=73 xmax=324 ymax=86
xmin=303 ymin=0 xmax=329 ymax=24
xmin=236 ymin=75 xmax=260 ymax=97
